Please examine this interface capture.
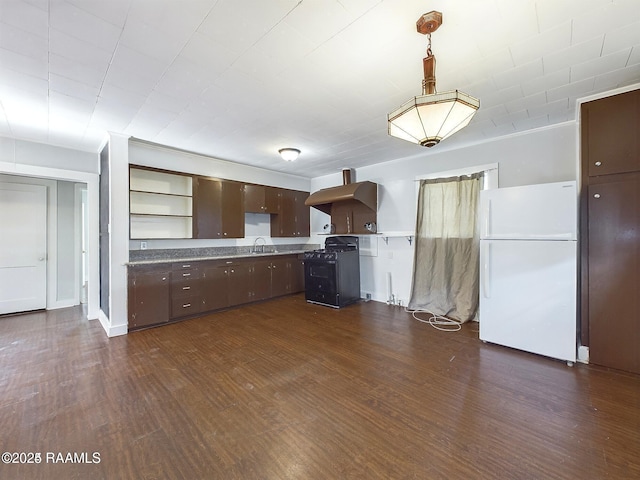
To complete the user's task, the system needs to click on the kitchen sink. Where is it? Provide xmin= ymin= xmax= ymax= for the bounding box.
xmin=250 ymin=247 xmax=278 ymax=254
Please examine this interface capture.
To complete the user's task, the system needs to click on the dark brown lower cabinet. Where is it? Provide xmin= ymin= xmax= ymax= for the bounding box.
xmin=587 ymin=173 xmax=640 ymax=374
xmin=270 ymin=257 xmax=290 ymax=297
xmin=253 ymin=260 xmax=273 ymax=301
xmin=289 ymin=255 xmax=305 ymax=293
xmin=201 ymin=261 xmax=229 ymax=312
xmin=128 ymin=264 xmax=170 ymax=330
xmin=128 ymin=254 xmax=306 ymax=331
xmin=227 ymin=261 xmax=253 ymax=306
xmin=251 ymin=256 xmax=305 ymax=299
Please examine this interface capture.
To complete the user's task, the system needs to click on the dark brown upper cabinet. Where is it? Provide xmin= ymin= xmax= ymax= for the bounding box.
xmin=244 ymin=184 xmax=280 ymax=214
xmin=305 ymin=180 xmax=377 ymax=234
xmin=194 ymin=177 xmax=244 ymax=239
xmin=294 ymin=190 xmax=310 ymax=236
xmin=331 ymin=200 xmax=377 ymax=235
xmin=582 ymin=89 xmax=640 ymax=177
xmin=270 ymin=189 xmax=310 ymax=237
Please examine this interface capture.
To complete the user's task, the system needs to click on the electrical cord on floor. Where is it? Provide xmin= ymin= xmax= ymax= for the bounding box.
xmin=404 ymin=307 xmax=462 ymax=332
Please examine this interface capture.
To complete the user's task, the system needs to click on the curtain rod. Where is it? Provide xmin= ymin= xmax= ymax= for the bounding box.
xmin=414 ymin=165 xmax=498 ymax=181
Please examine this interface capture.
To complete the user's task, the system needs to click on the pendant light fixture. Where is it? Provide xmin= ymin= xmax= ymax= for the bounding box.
xmin=278 ymin=148 xmax=300 ymax=161
xmin=388 ymin=11 xmax=479 ymax=147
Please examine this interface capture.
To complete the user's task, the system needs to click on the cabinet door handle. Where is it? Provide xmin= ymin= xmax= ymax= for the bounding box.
xmin=182 ymin=273 xmax=191 ymax=277
xmin=593 ymin=193 xmax=601 ymax=198
xmin=594 ymin=161 xmax=602 ymax=167
xmin=182 ymin=286 xmax=191 ymax=290
xmin=182 ymin=303 xmax=191 ymax=308
xmin=182 ymin=264 xmax=191 ymax=268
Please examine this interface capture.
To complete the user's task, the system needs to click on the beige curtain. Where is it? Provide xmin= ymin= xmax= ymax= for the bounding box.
xmin=408 ymin=173 xmax=483 ymax=322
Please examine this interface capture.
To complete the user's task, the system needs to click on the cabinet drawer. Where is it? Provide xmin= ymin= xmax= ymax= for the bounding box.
xmin=172 ymin=261 xmax=198 ymax=270
xmin=171 ymin=281 xmax=202 ymax=298
xmin=171 ymin=268 xmax=202 ymax=282
xmin=171 ymin=296 xmax=204 ymax=318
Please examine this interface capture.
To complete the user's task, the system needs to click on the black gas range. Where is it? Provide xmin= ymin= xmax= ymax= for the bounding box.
xmin=303 ymin=236 xmax=360 ymax=308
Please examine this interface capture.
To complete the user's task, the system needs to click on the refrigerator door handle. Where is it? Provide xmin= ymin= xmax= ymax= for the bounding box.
xmin=482 ymin=242 xmax=491 ymax=298
xmin=483 ymin=199 xmax=491 ymax=238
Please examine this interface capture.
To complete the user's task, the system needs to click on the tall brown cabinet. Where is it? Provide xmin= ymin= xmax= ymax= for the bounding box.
xmin=580 ymin=88 xmax=640 ymax=375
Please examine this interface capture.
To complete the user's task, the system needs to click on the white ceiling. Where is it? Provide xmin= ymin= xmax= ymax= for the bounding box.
xmin=0 ymin=0 xmax=639 ymax=178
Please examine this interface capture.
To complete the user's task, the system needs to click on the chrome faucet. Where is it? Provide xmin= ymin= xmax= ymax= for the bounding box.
xmin=252 ymin=236 xmax=267 ymax=253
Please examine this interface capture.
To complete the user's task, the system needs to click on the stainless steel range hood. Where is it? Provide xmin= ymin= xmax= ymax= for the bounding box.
xmin=305 ymin=169 xmax=377 ymax=215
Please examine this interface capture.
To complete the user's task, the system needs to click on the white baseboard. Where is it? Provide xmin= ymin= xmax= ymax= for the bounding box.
xmin=107 ymin=323 xmax=128 ymax=337
xmin=47 ymin=300 xmax=77 ymax=310
xmin=97 ymin=310 xmax=127 ymax=337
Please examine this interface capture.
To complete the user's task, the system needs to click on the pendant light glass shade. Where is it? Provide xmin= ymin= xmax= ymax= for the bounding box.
xmin=388 ymin=90 xmax=479 ymax=147
xmin=387 ymin=11 xmax=479 ymax=148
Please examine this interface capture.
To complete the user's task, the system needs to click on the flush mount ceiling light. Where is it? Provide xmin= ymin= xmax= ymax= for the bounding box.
xmin=388 ymin=11 xmax=479 ymax=148
xmin=278 ymin=148 xmax=301 ymax=161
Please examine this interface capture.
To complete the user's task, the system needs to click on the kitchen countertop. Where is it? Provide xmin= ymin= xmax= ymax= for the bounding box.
xmin=127 ymin=249 xmax=310 ymax=266
xmin=126 ymin=244 xmax=319 ymax=266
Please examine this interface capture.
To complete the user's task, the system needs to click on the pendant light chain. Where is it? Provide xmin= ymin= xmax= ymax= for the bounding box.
xmin=425 ymin=32 xmax=436 ymax=94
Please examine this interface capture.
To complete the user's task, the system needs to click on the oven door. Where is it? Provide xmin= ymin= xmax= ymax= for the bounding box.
xmin=304 ymin=259 xmax=339 ymax=306
xmin=304 ymin=259 xmax=337 ymax=291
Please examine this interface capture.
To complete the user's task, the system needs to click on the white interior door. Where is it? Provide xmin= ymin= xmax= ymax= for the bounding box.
xmin=0 ymin=182 xmax=48 ymax=314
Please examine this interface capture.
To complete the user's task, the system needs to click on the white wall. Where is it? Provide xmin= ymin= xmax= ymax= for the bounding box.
xmin=0 ymin=136 xmax=98 ymax=174
xmin=310 ymin=123 xmax=578 ymax=305
xmin=100 ymin=134 xmax=130 ymax=337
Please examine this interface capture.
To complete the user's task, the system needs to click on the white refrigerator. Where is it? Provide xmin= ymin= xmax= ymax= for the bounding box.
xmin=478 ymin=181 xmax=577 ymax=363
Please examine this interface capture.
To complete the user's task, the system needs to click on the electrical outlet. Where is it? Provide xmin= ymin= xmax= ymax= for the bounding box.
xmin=140 ymin=241 xmax=147 ymax=250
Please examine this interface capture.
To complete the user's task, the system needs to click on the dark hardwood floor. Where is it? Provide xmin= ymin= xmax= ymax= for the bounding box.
xmin=1 ymin=295 xmax=638 ymax=479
